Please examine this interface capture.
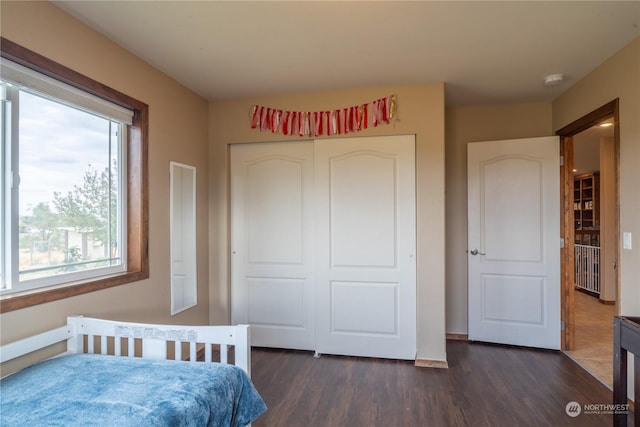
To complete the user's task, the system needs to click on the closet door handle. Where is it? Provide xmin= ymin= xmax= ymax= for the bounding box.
xmin=470 ymin=249 xmax=486 ymax=256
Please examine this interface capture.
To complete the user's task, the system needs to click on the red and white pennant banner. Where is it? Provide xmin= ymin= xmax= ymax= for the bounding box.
xmin=250 ymin=95 xmax=397 ymax=137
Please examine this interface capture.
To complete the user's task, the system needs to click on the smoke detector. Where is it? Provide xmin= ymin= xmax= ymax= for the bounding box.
xmin=544 ymin=74 xmax=565 ymax=86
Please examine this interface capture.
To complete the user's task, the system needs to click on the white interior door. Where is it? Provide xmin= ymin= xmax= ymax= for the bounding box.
xmin=467 ymin=136 xmax=560 ymax=350
xmin=314 ymin=135 xmax=416 ymax=359
xmin=230 ymin=142 xmax=315 ymax=350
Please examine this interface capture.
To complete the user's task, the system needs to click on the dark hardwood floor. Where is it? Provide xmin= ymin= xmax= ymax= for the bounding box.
xmin=250 ymin=340 xmax=629 ymax=427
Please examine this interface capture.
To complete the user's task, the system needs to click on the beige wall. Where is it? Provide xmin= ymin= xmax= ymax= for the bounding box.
xmin=553 ymin=37 xmax=640 ymax=316
xmin=0 ymin=2 xmax=211 ymax=373
xmin=209 ymin=83 xmax=447 ymax=362
xmin=444 ymin=103 xmax=553 ymax=333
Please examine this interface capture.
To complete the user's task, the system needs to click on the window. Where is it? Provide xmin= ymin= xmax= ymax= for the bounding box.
xmin=2 ymin=60 xmax=130 ymax=290
xmin=0 ymin=38 xmax=148 ymax=312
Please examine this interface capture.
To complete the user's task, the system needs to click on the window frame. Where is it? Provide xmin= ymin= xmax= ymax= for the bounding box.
xmin=0 ymin=37 xmax=149 ymax=313
xmin=2 ymin=79 xmax=128 ymax=290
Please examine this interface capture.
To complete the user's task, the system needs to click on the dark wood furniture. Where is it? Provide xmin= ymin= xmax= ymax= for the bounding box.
xmin=574 ymin=172 xmax=600 ymax=248
xmin=574 ymin=172 xmax=600 ymax=230
xmin=613 ymin=316 xmax=640 ymax=426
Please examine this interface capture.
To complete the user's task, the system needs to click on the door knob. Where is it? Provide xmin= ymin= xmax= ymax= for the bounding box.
xmin=470 ymin=249 xmax=486 ymax=256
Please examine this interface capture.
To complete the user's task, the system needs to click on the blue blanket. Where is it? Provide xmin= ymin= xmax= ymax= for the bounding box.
xmin=0 ymin=353 xmax=266 ymax=427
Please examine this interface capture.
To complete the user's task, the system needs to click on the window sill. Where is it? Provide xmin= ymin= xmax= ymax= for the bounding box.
xmin=0 ymin=269 xmax=149 ymax=313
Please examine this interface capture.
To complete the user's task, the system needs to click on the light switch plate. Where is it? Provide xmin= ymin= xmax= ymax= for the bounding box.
xmin=623 ymin=232 xmax=632 ymax=250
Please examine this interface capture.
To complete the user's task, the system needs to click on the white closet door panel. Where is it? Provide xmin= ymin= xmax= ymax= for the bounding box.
xmin=247 ymin=277 xmax=304 ymax=326
xmin=330 ymin=152 xmax=397 ymax=267
xmin=246 ymin=158 xmax=304 ymax=264
xmin=315 ymin=135 xmax=416 ymax=360
xmin=231 ymin=142 xmax=315 ymax=350
xmin=330 ymin=281 xmax=398 ymax=334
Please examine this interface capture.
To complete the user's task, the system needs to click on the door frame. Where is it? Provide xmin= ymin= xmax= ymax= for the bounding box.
xmin=556 ymin=99 xmax=620 ymax=351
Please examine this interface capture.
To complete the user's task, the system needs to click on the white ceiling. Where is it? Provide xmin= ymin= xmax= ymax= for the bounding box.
xmin=52 ymin=1 xmax=639 ymax=105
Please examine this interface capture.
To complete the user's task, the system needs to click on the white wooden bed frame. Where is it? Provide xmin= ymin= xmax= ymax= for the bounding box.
xmin=0 ymin=315 xmax=252 ymax=376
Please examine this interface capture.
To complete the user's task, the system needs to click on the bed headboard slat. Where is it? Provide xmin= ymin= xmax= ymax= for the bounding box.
xmin=100 ymin=336 xmax=108 ymax=355
xmin=127 ymin=337 xmax=135 ymax=357
xmin=114 ymin=336 xmax=122 ymax=356
xmin=221 ymin=345 xmax=228 ymax=364
xmin=174 ymin=341 xmax=182 ymax=361
xmin=204 ymin=343 xmax=212 ymax=363
xmin=87 ymin=335 xmax=95 ymax=354
xmin=189 ymin=342 xmax=197 ymax=362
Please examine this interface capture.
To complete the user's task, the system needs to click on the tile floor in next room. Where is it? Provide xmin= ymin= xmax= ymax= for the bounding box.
xmin=565 ymin=289 xmax=616 ymax=389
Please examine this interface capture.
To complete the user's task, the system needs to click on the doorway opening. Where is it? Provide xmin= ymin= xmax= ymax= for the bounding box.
xmin=557 ymin=99 xmax=620 ymax=388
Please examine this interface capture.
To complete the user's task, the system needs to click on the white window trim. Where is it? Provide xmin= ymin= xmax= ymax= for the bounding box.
xmin=1 ymin=59 xmax=132 ymax=294
xmin=0 ymin=59 xmax=133 ymax=125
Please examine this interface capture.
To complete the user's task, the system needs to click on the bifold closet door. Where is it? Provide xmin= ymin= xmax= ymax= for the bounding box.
xmin=314 ymin=135 xmax=416 ymax=360
xmin=230 ymin=141 xmax=315 ymax=350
